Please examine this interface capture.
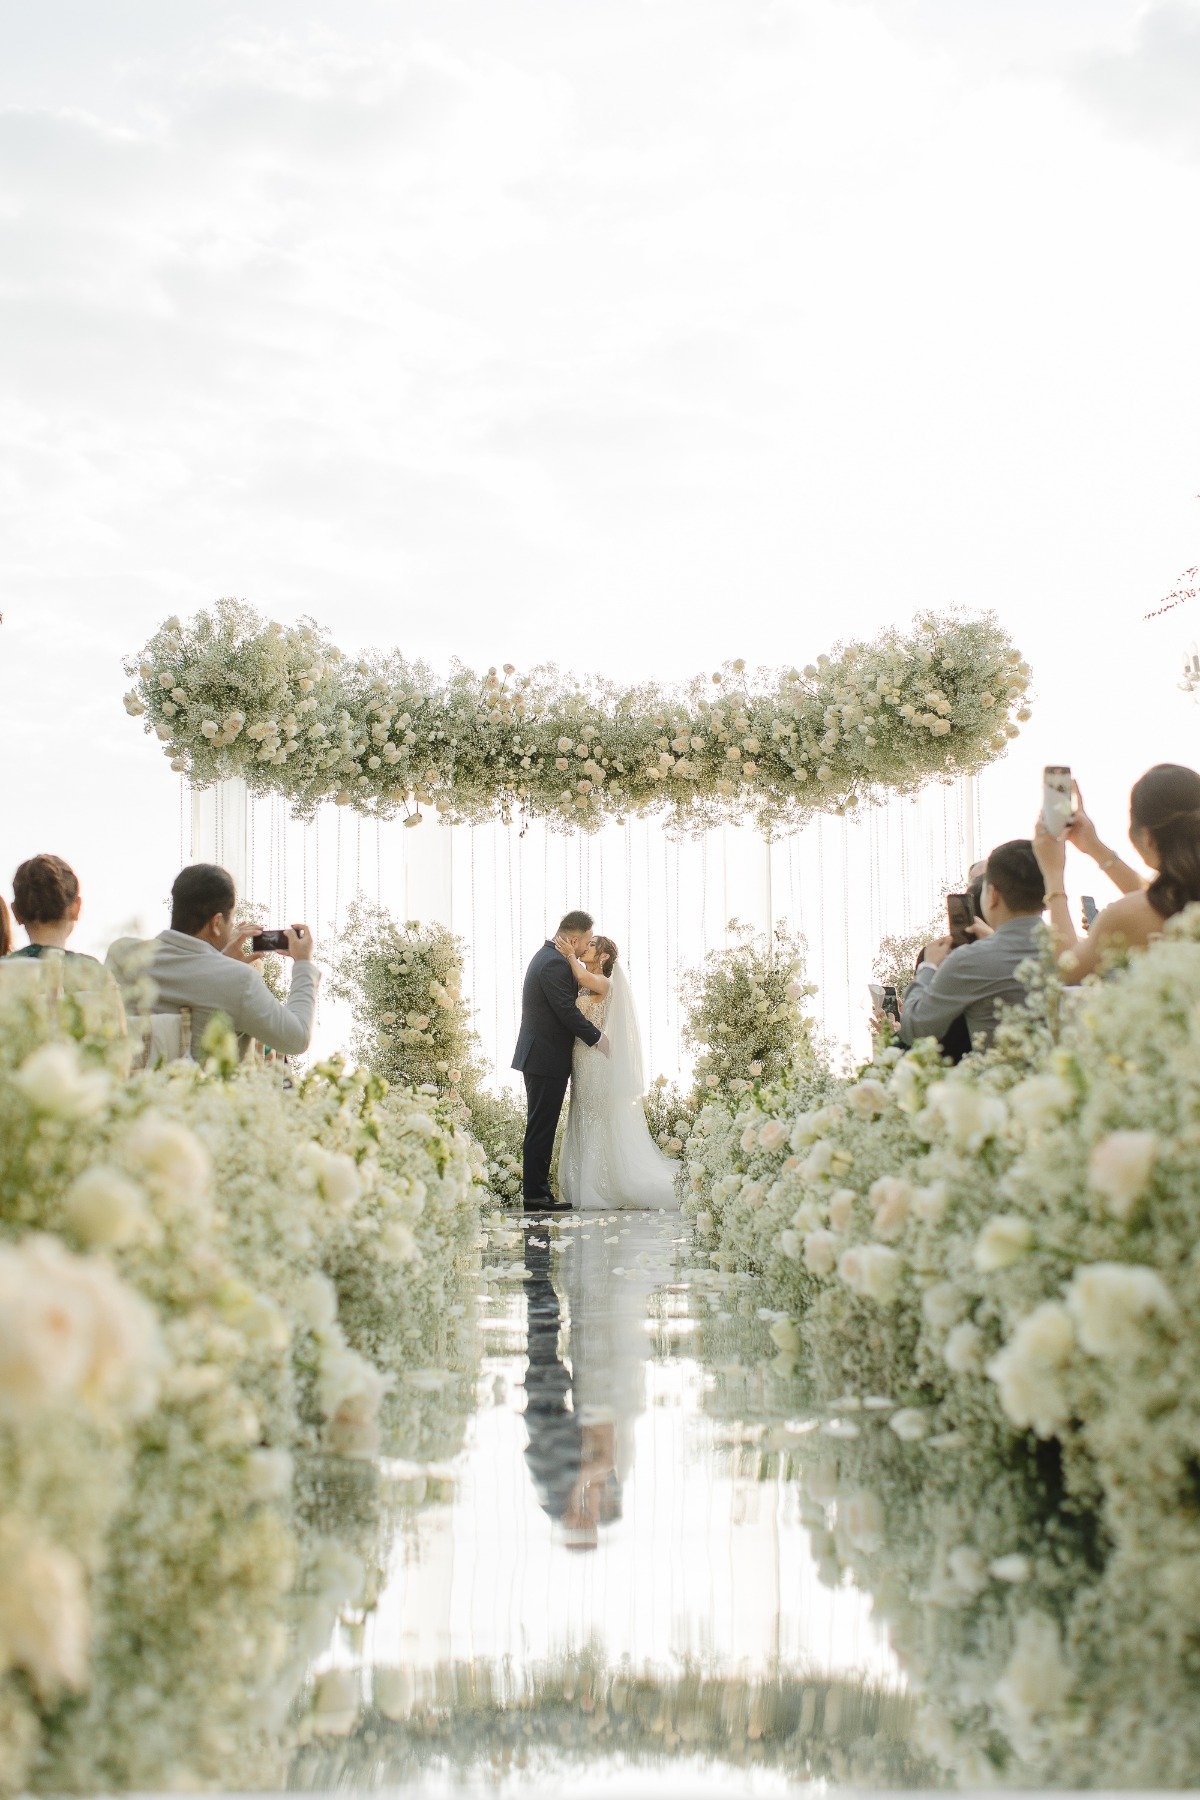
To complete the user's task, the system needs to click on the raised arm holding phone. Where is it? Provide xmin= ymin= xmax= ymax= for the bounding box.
xmin=1033 ymin=764 xmax=1200 ymax=984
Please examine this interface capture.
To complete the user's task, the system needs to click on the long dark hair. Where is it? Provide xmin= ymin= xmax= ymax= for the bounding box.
xmin=0 ymin=895 xmax=11 ymax=956
xmin=1130 ymin=763 xmax=1200 ymax=920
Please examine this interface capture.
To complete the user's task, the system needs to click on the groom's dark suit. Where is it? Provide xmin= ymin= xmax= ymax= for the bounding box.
xmin=512 ymin=940 xmax=602 ymax=1204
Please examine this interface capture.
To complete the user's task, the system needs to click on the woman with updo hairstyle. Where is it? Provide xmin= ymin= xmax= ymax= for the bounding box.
xmin=7 ymin=852 xmax=98 ymax=964
xmin=1034 ymin=763 xmax=1200 ymax=983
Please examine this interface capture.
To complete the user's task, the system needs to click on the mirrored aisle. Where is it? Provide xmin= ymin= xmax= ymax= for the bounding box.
xmin=286 ymin=1213 xmax=929 ymax=1796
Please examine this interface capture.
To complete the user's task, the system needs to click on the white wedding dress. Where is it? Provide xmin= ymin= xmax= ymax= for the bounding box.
xmin=559 ymin=965 xmax=680 ymax=1212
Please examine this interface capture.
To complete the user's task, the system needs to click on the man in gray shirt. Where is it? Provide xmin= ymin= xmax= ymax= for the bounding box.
xmin=900 ymin=839 xmax=1047 ymax=1054
xmin=140 ymin=863 xmax=320 ymax=1059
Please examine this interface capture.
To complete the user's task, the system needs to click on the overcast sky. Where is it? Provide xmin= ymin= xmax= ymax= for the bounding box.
xmin=2 ymin=0 xmax=1199 ymax=966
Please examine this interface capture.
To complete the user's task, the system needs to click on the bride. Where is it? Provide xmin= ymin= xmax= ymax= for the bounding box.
xmin=555 ymin=933 xmax=679 ymax=1212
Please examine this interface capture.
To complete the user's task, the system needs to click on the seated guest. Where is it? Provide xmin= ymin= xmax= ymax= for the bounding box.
xmin=7 ymin=853 xmax=105 ymax=966
xmin=142 ymin=863 xmax=319 ymax=1058
xmin=900 ymin=840 xmax=1046 ymax=1053
xmin=1035 ymin=763 xmax=1200 ymax=983
xmin=0 ymin=894 xmax=11 ymax=957
xmin=5 ymin=853 xmax=127 ymax=1041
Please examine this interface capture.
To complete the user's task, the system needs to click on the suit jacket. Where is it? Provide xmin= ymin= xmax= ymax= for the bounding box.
xmin=512 ymin=941 xmax=602 ymax=1077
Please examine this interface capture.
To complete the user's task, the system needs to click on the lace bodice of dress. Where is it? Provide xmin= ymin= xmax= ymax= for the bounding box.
xmin=578 ymin=989 xmax=609 ymax=1029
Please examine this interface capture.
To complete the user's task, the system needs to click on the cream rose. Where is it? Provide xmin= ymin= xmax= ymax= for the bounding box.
xmin=1087 ymin=1129 xmax=1158 ymax=1219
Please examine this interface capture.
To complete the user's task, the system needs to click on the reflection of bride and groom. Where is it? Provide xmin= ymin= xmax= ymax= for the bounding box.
xmin=511 ymin=908 xmax=679 ymax=1214
xmin=522 ymin=1220 xmax=671 ymax=1552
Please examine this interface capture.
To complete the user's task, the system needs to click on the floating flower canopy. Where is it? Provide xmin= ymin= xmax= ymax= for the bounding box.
xmin=126 ymin=599 xmax=1031 ymax=834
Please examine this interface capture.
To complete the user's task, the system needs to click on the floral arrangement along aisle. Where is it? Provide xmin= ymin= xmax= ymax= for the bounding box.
xmin=679 ymin=921 xmax=1200 ymax=1785
xmin=644 ymin=919 xmax=825 ymax=1161
xmin=0 ymin=958 xmax=484 ymax=1795
xmin=125 ymin=600 xmax=1031 ymax=833
xmin=329 ymin=902 xmax=525 ymax=1201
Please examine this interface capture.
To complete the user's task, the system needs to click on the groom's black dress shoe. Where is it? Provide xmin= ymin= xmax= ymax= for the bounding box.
xmin=523 ymin=1193 xmax=571 ymax=1215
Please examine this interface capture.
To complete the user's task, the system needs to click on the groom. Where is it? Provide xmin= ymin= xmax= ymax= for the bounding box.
xmin=512 ymin=909 xmax=610 ymax=1212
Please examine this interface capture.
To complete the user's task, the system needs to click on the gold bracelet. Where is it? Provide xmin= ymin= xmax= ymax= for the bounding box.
xmin=1044 ymin=890 xmax=1067 ymax=904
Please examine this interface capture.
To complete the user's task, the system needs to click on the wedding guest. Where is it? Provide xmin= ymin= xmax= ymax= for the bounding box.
xmin=899 ymin=840 xmax=1046 ymax=1053
xmin=6 ymin=853 xmax=103 ymax=966
xmin=0 ymin=895 xmax=11 ymax=957
xmin=140 ymin=864 xmax=320 ymax=1059
xmin=1034 ymin=764 xmax=1200 ymax=983
xmin=5 ymin=853 xmax=127 ymax=1040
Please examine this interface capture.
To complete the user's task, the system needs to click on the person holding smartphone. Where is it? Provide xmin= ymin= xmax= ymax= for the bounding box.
xmin=898 ymin=840 xmax=1047 ymax=1055
xmin=134 ymin=862 xmax=320 ymax=1060
xmin=1034 ymin=764 xmax=1200 ymax=983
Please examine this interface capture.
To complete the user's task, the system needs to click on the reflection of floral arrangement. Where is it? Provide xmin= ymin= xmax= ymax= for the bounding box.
xmin=291 ymin=1647 xmax=934 ymax=1788
xmin=680 ymin=915 xmax=1200 ymax=1783
xmin=125 ymin=600 xmax=1031 ymax=835
xmin=0 ymin=961 xmax=484 ymax=1793
xmin=683 ymin=920 xmax=823 ymax=1103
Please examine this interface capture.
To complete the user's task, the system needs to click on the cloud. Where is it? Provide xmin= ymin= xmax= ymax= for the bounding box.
xmin=1073 ymin=0 xmax=1200 ymax=160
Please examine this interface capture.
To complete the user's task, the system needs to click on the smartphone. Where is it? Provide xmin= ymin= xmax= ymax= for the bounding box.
xmin=1042 ymin=764 xmax=1074 ymax=837
xmin=1081 ymin=895 xmax=1098 ymax=929
xmin=882 ymin=984 xmax=900 ymax=1023
xmin=947 ymin=892 xmax=974 ymax=949
xmin=250 ymin=930 xmax=289 ymax=953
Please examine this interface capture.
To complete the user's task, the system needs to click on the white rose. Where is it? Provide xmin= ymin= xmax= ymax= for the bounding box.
xmin=943 ymin=1320 xmax=985 ymax=1373
xmin=0 ymin=1537 xmax=89 ymax=1699
xmin=11 ymin=1042 xmax=109 ymax=1120
xmin=841 ymin=1489 xmax=885 ymax=1553
xmin=990 ymin=1553 xmax=1032 ymax=1584
xmin=310 ymin=1666 xmax=361 ymax=1736
xmin=381 ymin=1221 xmax=420 ymax=1263
xmin=123 ymin=1114 xmax=210 ymax=1205
xmin=847 ymin=1079 xmax=887 ymax=1119
xmin=694 ymin=1210 xmax=714 ymax=1237
xmin=985 ymin=1302 xmax=1074 ymax=1437
xmin=758 ymin=1118 xmax=788 ymax=1152
xmin=245 ymin=1447 xmax=294 ymax=1503
xmin=869 ymin=1176 xmax=913 ymax=1240
xmin=374 ymin=1665 xmax=415 ymax=1722
xmin=889 ymin=1058 xmax=926 ymax=1115
xmin=740 ymin=1124 xmax=760 ymax=1153
xmin=1065 ymin=1262 xmax=1177 ymax=1359
xmin=827 ymin=1188 xmax=856 ymax=1232
xmin=64 ymin=1166 xmax=147 ymax=1248
xmin=921 ymin=1281 xmax=966 ymax=1331
xmin=1009 ymin=1073 xmax=1075 ymax=1133
xmin=778 ymin=1228 xmax=801 ymax=1260
xmin=309 ymin=1146 xmax=363 ymax=1209
xmin=801 ymin=1140 xmax=836 ymax=1184
xmin=296 ymin=1272 xmax=339 ymax=1334
xmin=973 ymin=1214 xmax=1033 ymax=1272
xmin=994 ymin=1611 xmax=1073 ymax=1729
xmin=803 ymin=1229 xmax=839 ymax=1275
xmin=912 ymin=1180 xmax=949 ymax=1224
xmin=768 ymin=1318 xmax=801 ymax=1356
xmin=889 ymin=1407 xmax=928 ymax=1442
xmin=1087 ymin=1130 xmax=1158 ymax=1219
xmin=927 ymin=1081 xmax=1008 ymax=1151
xmin=0 ymin=1236 xmax=160 ymax=1421
xmin=838 ymin=1243 xmax=902 ymax=1305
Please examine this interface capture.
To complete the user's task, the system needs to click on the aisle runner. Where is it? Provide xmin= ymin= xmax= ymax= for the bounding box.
xmin=298 ymin=1213 xmax=902 ymax=1790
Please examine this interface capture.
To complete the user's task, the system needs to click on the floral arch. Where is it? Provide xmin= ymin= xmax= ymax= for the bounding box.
xmin=125 ymin=600 xmax=1031 ymax=834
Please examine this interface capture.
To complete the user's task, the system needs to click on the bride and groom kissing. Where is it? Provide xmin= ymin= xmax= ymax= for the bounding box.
xmin=512 ymin=910 xmax=678 ymax=1215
